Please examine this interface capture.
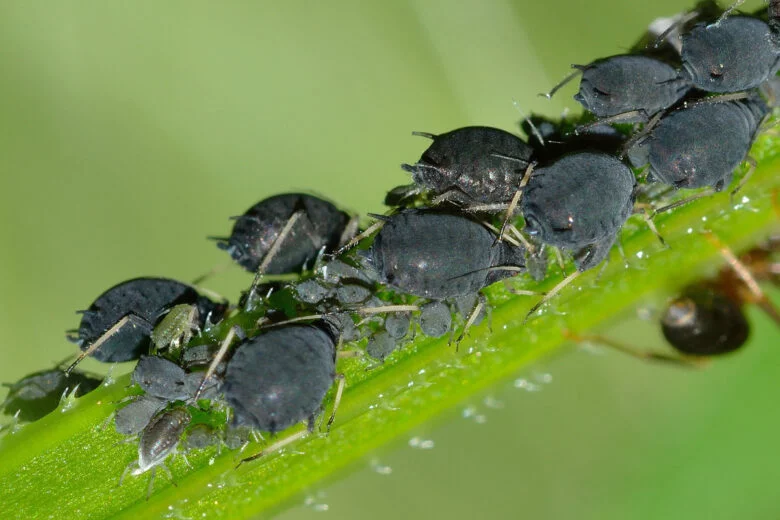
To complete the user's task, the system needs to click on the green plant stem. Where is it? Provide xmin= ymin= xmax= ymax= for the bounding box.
xmin=0 ymin=141 xmax=778 ymax=520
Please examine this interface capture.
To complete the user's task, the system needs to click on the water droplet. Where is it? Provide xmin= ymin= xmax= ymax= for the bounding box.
xmin=635 ymin=251 xmax=644 ymax=259
xmin=408 ymin=437 xmax=435 ymax=449
xmin=370 ymin=459 xmax=393 ymax=475
xmin=687 ymin=228 xmax=693 ymax=234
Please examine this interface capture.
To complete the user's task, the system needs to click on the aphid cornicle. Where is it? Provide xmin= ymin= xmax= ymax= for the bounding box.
xmin=215 ymin=193 xmax=354 ymax=275
xmin=224 ymin=321 xmax=342 ymax=434
xmin=67 ymin=277 xmax=225 ymax=371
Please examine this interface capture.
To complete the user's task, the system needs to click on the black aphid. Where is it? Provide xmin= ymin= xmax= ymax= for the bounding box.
xmin=681 ymin=16 xmax=780 ymax=93
xmin=366 ymin=209 xmax=526 ymax=299
xmin=224 ymin=322 xmax=343 ymax=434
xmin=2 ymin=367 xmax=101 ymax=422
xmin=215 ymin=193 xmax=354 ymax=275
xmin=573 ymin=55 xmax=690 ymax=120
xmin=67 ymin=277 xmax=225 ymax=371
xmin=628 ymin=93 xmax=768 ymax=192
xmin=521 ymin=152 xmax=636 ymax=271
xmin=394 ymin=126 xmax=534 ymax=205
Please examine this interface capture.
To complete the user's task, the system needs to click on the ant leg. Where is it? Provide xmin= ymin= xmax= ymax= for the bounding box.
xmin=703 ymin=231 xmax=780 ymax=325
xmin=563 ymin=330 xmax=704 ymax=367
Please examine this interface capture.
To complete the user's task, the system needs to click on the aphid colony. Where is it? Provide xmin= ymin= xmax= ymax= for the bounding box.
xmin=2 ymin=0 xmax=779 ymax=499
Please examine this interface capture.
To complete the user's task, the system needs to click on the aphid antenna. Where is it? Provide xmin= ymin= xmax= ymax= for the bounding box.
xmin=562 ymin=330 xmax=705 ymax=368
xmin=687 ymin=92 xmax=750 ymax=108
xmin=702 ymin=231 xmax=780 ymax=325
xmin=710 ymin=0 xmax=745 ymax=28
xmin=513 ymin=100 xmax=546 ymax=146
xmin=194 ymin=325 xmax=241 ymax=401
xmin=191 ymin=260 xmax=233 ymax=286
xmin=480 ymin=222 xmax=523 ymax=249
xmin=523 ymin=270 xmax=582 ymax=325
xmin=410 ymin=130 xmax=437 ymax=140
xmin=539 ymin=68 xmax=583 ymax=100
xmin=237 ymin=429 xmax=309 ymax=468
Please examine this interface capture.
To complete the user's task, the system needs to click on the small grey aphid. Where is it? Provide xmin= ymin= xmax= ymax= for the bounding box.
xmin=224 ymin=322 xmax=339 ymax=434
xmin=367 ymin=209 xmax=526 ymax=299
xmin=681 ymin=16 xmax=780 ymax=93
xmin=215 ymin=193 xmax=352 ymax=275
xmin=419 ymin=301 xmax=452 ymax=338
xmin=628 ymin=94 xmax=768 ymax=191
xmin=521 ymin=152 xmax=636 ymax=271
xmin=114 ymin=396 xmax=167 ymax=436
xmin=366 ymin=331 xmax=398 ymax=361
xmin=131 ymin=356 xmax=191 ymax=401
xmin=68 ymin=277 xmax=225 ymax=367
xmin=122 ymin=407 xmax=191 ymax=499
xmin=383 ymin=312 xmax=411 ymax=339
xmin=396 ymin=126 xmax=534 ymax=205
xmin=574 ymin=55 xmax=690 ymax=119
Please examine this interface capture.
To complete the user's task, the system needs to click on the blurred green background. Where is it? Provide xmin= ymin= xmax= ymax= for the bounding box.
xmin=0 ymin=1 xmax=777 ymax=519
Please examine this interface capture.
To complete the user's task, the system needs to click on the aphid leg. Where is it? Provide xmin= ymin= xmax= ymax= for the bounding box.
xmin=194 ymin=326 xmax=240 ymax=400
xmin=357 ymin=304 xmax=420 ymax=316
xmin=145 ymin=468 xmax=157 ymax=501
xmin=65 ymin=314 xmax=153 ymax=375
xmin=236 ymin=430 xmax=309 ymax=468
xmin=337 ymin=215 xmax=361 ymax=249
xmin=640 ymin=207 xmax=668 ymax=248
xmin=507 ymin=224 xmax=536 ymax=253
xmin=574 ymin=110 xmax=649 ymax=135
xmin=326 ymin=374 xmax=346 ymax=433
xmin=502 ymin=279 xmax=543 ymax=297
xmin=539 ymin=68 xmax=583 ymax=100
xmin=333 ymin=219 xmax=386 ymax=256
xmin=729 ymin=156 xmax=756 ymax=200
xmin=523 ymin=270 xmax=582 ymax=324
xmin=245 ymin=210 xmax=305 ymax=309
xmin=456 ymin=297 xmax=486 ymax=343
xmin=652 ymin=189 xmax=715 ymax=215
xmin=563 ymin=330 xmax=704 ymax=368
xmin=431 ymin=187 xmax=470 ymax=206
xmin=620 ymin=111 xmax=663 ymax=160
xmin=552 ymin=248 xmax=566 ymax=272
xmin=703 ymin=231 xmax=780 ymax=325
xmin=495 ymin=162 xmax=536 ymax=244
